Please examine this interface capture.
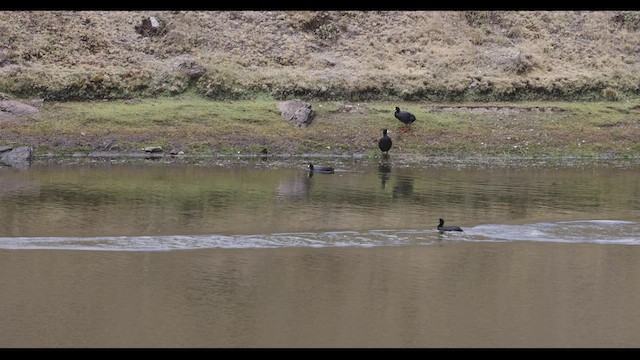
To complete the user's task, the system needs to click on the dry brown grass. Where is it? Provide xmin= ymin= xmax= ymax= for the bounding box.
xmin=0 ymin=11 xmax=639 ymax=101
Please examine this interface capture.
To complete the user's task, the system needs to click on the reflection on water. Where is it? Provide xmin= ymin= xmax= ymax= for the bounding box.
xmin=378 ymin=163 xmax=391 ymax=190
xmin=1 ymin=161 xmax=640 ymax=347
xmin=3 ymin=243 xmax=640 ymax=347
xmin=1 ymin=162 xmax=639 ymax=238
xmin=276 ymin=172 xmax=312 ymax=199
xmin=392 ymin=173 xmax=414 ymax=201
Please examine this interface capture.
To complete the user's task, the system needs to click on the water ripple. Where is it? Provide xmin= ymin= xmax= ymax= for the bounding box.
xmin=0 ymin=220 xmax=638 ymax=251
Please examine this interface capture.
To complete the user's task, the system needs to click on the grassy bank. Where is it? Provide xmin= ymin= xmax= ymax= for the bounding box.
xmin=2 ymin=94 xmax=640 ymax=160
xmin=2 ymin=10 xmax=640 ymax=160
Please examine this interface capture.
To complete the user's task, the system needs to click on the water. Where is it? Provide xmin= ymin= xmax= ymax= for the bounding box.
xmin=1 ymin=160 xmax=640 ymax=347
xmin=1 ymin=220 xmax=639 ymax=250
xmin=2 ymin=161 xmax=639 ymax=241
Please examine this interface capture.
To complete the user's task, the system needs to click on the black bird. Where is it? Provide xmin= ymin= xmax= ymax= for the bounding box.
xmin=394 ymin=106 xmax=416 ymax=133
xmin=378 ymin=128 xmax=392 ymax=155
xmin=260 ymin=148 xmax=269 ymax=161
xmin=308 ymin=163 xmax=334 ymax=174
xmin=437 ymin=218 xmax=463 ymax=233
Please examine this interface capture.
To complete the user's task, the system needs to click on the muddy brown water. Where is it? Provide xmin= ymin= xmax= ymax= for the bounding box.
xmin=1 ymin=160 xmax=639 ymax=347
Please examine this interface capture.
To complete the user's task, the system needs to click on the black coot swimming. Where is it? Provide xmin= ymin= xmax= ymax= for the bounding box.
xmin=437 ymin=218 xmax=463 ymax=233
xmin=378 ymin=128 xmax=392 ymax=155
xmin=395 ymin=106 xmax=416 ymax=133
xmin=308 ymin=163 xmax=334 ymax=174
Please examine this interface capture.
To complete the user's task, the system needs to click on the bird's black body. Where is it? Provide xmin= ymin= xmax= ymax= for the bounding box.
xmin=437 ymin=218 xmax=463 ymax=232
xmin=394 ymin=107 xmax=416 ymax=126
xmin=378 ymin=128 xmax=392 ymax=154
xmin=308 ymin=163 xmax=334 ymax=174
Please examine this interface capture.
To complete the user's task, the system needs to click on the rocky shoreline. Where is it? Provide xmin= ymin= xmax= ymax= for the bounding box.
xmin=21 ymin=150 xmax=640 ymax=170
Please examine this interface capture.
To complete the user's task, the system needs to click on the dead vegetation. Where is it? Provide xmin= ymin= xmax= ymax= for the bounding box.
xmin=0 ymin=11 xmax=639 ymax=101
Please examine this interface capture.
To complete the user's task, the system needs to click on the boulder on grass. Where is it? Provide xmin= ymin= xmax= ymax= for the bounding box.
xmin=276 ymin=99 xmax=315 ymax=128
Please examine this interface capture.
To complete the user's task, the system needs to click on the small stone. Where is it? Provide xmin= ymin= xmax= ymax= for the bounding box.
xmin=143 ymin=146 xmax=163 ymax=153
xmin=30 ymin=99 xmax=44 ymax=108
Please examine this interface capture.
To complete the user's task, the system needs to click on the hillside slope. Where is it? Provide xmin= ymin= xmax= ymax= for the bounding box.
xmin=0 ymin=10 xmax=639 ymax=101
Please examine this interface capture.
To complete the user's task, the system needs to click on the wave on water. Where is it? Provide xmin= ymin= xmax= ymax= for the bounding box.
xmin=467 ymin=220 xmax=639 ymax=245
xmin=0 ymin=220 xmax=638 ymax=251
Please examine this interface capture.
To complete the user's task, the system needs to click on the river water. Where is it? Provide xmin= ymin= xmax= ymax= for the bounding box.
xmin=1 ymin=159 xmax=639 ymax=347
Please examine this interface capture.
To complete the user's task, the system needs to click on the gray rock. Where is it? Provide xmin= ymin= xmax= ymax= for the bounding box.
xmin=30 ymin=99 xmax=44 ymax=108
xmin=0 ymin=99 xmax=39 ymax=117
xmin=179 ymin=61 xmax=205 ymax=79
xmin=333 ymin=104 xmax=366 ymax=114
xmin=276 ymin=99 xmax=315 ymax=128
xmin=142 ymin=146 xmax=163 ymax=153
xmin=135 ymin=16 xmax=166 ymax=37
xmin=0 ymin=145 xmax=12 ymax=153
xmin=149 ymin=16 xmax=160 ymax=28
xmin=0 ymin=146 xmax=32 ymax=168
